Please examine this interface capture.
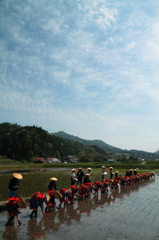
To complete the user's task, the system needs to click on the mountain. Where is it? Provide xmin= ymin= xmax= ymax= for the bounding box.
xmin=0 ymin=123 xmax=108 ymax=161
xmin=51 ymin=131 xmax=159 ymax=160
xmin=51 ymin=131 xmax=123 ymax=153
xmin=0 ymin=123 xmax=158 ymax=161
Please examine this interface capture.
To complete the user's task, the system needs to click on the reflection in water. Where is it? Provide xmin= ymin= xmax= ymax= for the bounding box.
xmin=27 ymin=218 xmax=48 ymax=239
xmin=2 ymin=224 xmax=21 ymax=240
xmin=1 ymin=179 xmax=155 ymax=240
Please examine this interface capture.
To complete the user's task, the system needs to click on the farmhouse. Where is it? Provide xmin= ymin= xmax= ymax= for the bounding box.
xmin=46 ymin=158 xmax=61 ymax=163
xmin=34 ymin=157 xmax=46 ymax=163
xmin=64 ymin=155 xmax=78 ymax=163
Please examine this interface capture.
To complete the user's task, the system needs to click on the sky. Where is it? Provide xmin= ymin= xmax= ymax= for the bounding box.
xmin=0 ymin=0 xmax=159 ymax=153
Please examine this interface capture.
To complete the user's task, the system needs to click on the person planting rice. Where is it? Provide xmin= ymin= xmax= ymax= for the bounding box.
xmin=67 ymin=185 xmax=77 ymax=203
xmin=5 ymin=197 xmax=22 ymax=225
xmin=77 ymin=184 xmax=88 ymax=198
xmin=93 ymin=181 xmax=101 ymax=195
xmin=68 ymin=185 xmax=77 ymax=203
xmin=8 ymin=173 xmax=23 ymax=197
xmin=29 ymin=192 xmax=46 ymax=218
xmin=84 ymin=182 xmax=93 ymax=195
xmin=45 ymin=190 xmax=56 ymax=212
xmin=100 ymin=179 xmax=109 ymax=192
xmin=59 ymin=188 xmax=68 ymax=208
xmin=111 ymin=178 xmax=120 ymax=190
xmin=48 ymin=177 xmax=58 ymax=190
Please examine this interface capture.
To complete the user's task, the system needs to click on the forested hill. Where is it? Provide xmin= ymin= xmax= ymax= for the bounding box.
xmin=0 ymin=123 xmax=158 ymax=161
xmin=51 ymin=131 xmax=122 ymax=153
xmin=0 ymin=122 xmax=107 ymax=161
xmin=51 ymin=131 xmax=159 ymax=160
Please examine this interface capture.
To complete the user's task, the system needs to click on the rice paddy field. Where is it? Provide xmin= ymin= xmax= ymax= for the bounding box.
xmin=0 ymin=169 xmax=159 ymax=240
xmin=0 ymin=168 xmax=136 ymax=201
xmin=0 ymin=168 xmax=155 ymax=201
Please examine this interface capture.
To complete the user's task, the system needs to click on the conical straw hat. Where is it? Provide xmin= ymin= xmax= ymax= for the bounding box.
xmin=50 ymin=177 xmax=58 ymax=181
xmin=68 ymin=188 xmax=73 ymax=198
xmin=54 ymin=191 xmax=62 ymax=199
xmin=87 ymin=168 xmax=92 ymax=170
xmin=45 ymin=193 xmax=50 ymax=203
xmin=18 ymin=196 xmax=26 ymax=208
xmin=13 ymin=173 xmax=23 ymax=179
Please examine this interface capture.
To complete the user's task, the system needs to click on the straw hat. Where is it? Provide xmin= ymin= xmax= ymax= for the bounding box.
xmin=87 ymin=168 xmax=92 ymax=170
xmin=18 ymin=196 xmax=26 ymax=208
xmin=45 ymin=193 xmax=50 ymax=203
xmin=102 ymin=166 xmax=106 ymax=169
xmin=115 ymin=171 xmax=119 ymax=173
xmin=78 ymin=167 xmax=82 ymax=170
xmin=86 ymin=184 xmax=91 ymax=193
xmin=71 ymin=169 xmax=76 ymax=172
xmin=77 ymin=186 xmax=82 ymax=195
xmin=68 ymin=188 xmax=73 ymax=198
xmin=13 ymin=173 xmax=23 ymax=179
xmin=54 ymin=191 xmax=62 ymax=199
xmin=50 ymin=177 xmax=58 ymax=181
xmin=110 ymin=167 xmax=113 ymax=169
xmin=85 ymin=173 xmax=90 ymax=176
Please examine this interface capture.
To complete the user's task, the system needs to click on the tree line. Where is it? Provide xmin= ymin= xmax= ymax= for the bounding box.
xmin=0 ymin=123 xmax=108 ymax=162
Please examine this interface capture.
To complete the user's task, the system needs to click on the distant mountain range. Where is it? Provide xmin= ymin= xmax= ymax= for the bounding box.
xmin=51 ymin=131 xmax=122 ymax=153
xmin=0 ymin=123 xmax=108 ymax=161
xmin=51 ymin=131 xmax=158 ymax=159
xmin=0 ymin=122 xmax=158 ymax=161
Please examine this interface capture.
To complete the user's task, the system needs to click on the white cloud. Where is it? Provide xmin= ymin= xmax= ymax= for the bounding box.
xmin=0 ymin=0 xmax=159 ymax=152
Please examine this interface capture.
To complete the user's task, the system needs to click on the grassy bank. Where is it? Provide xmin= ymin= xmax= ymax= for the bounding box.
xmin=0 ymin=162 xmax=159 ymax=170
xmin=1 ymin=156 xmax=159 ymax=172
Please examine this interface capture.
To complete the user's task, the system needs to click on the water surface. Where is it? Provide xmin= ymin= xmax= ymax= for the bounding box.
xmin=0 ymin=173 xmax=158 ymax=240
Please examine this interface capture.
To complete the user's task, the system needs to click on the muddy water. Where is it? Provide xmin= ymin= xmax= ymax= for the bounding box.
xmin=0 ymin=175 xmax=159 ymax=240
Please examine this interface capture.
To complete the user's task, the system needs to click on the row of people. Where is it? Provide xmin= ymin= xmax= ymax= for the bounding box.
xmin=101 ymin=166 xmax=139 ymax=179
xmin=5 ymin=171 xmax=155 ymax=226
xmin=70 ymin=167 xmax=92 ymax=185
xmin=6 ymin=167 xmax=141 ymax=203
xmin=7 ymin=167 xmax=139 ymax=198
xmin=71 ymin=166 xmax=119 ymax=184
xmin=5 ymin=179 xmax=145 ymax=238
xmin=125 ymin=168 xmax=139 ymax=177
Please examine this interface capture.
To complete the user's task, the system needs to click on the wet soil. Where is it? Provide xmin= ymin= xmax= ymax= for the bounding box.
xmin=0 ymin=175 xmax=159 ymax=240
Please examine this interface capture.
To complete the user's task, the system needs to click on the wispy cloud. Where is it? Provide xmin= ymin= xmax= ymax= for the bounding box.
xmin=0 ymin=0 xmax=159 ymax=152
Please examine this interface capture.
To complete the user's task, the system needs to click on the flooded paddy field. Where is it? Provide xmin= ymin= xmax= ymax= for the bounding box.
xmin=0 ymin=168 xmax=128 ymax=201
xmin=0 ymin=172 xmax=159 ymax=240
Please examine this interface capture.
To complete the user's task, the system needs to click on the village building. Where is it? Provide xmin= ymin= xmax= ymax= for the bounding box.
xmin=64 ymin=155 xmax=78 ymax=163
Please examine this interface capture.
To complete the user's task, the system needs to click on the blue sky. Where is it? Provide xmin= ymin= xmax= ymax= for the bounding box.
xmin=0 ymin=0 xmax=159 ymax=152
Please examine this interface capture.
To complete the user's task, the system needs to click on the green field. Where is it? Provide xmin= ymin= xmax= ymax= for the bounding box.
xmin=0 ymin=156 xmax=158 ymax=201
xmin=0 ymin=166 xmax=156 ymax=201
